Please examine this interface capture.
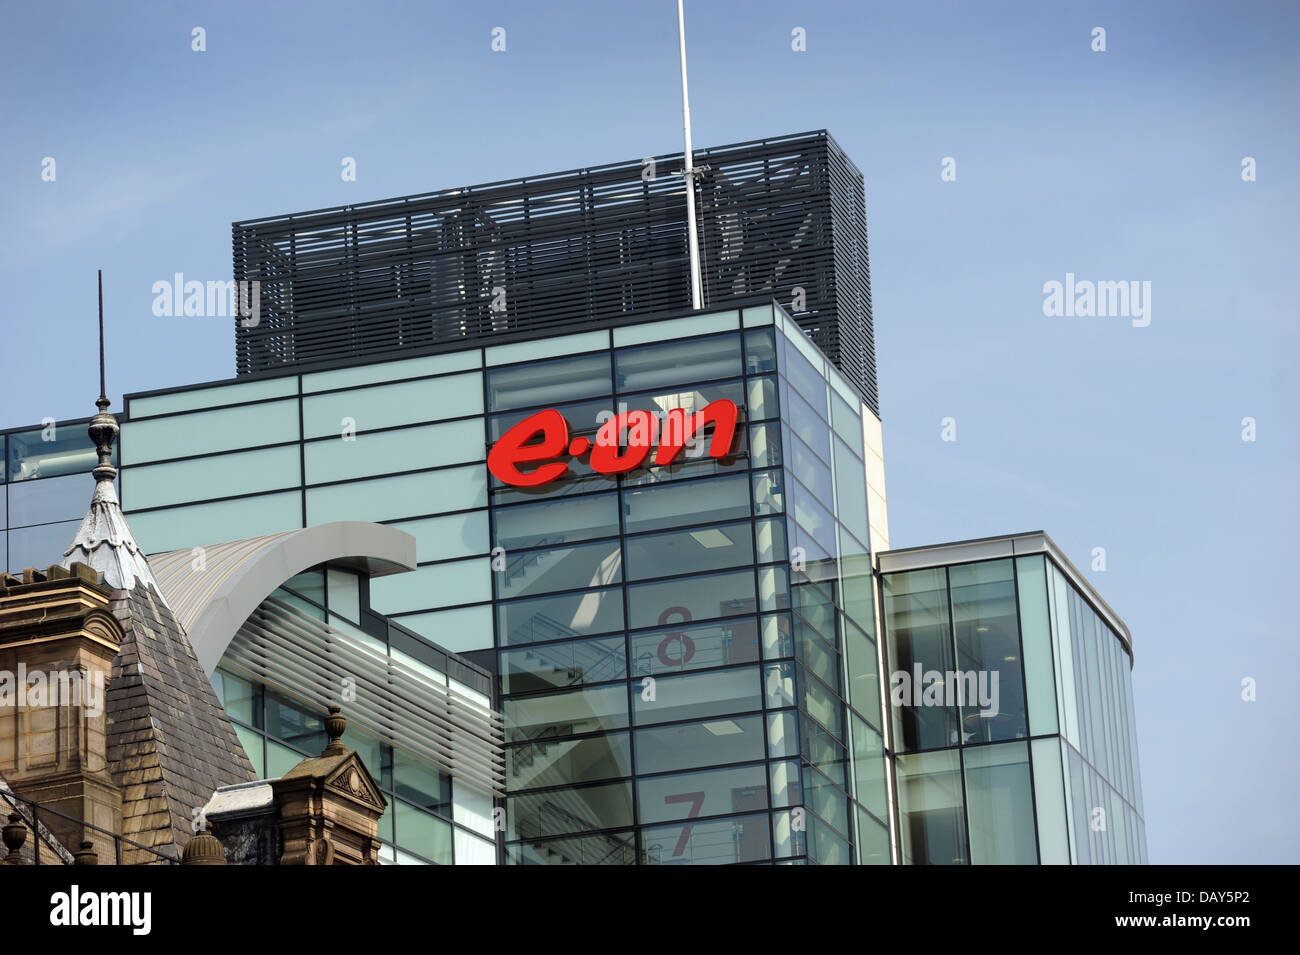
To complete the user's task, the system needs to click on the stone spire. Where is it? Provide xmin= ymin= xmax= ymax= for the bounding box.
xmin=59 ymin=271 xmax=159 ymax=593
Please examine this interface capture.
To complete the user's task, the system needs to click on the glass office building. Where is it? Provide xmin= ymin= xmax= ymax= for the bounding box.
xmin=878 ymin=534 xmax=1146 ymax=865
xmin=111 ymin=300 xmax=892 ymax=865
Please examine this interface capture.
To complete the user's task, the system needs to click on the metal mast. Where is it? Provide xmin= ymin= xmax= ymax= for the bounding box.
xmin=677 ymin=0 xmax=703 ymax=309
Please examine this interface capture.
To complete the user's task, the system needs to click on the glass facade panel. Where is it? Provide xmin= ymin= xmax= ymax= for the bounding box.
xmin=495 ymin=538 xmax=622 ymax=600
xmin=493 ymin=493 xmax=619 ymax=551
xmin=507 ymin=781 xmax=634 ymax=840
xmin=306 ymin=465 xmax=487 ymax=524
xmin=7 ymin=519 xmax=83 ymax=570
xmin=304 ymin=418 xmax=483 ymax=484
xmin=633 ymin=666 xmax=763 ymax=726
xmin=628 ymin=616 xmax=761 ymax=676
xmin=123 ymin=491 xmax=302 ymax=555
xmin=1015 ymin=555 xmax=1059 ymax=736
xmin=390 ymin=511 xmax=488 ymax=563
xmin=626 ymin=568 xmax=757 ymax=631
xmin=506 ymin=831 xmax=638 ymax=865
xmin=636 ymin=763 xmax=768 ymax=825
xmin=896 ymin=749 xmax=967 ymax=865
xmin=123 ymin=399 xmax=299 ymax=464
xmin=949 ymin=560 xmax=1027 ymax=743
xmin=129 ymin=377 xmax=298 ymax=419
xmin=499 ymin=635 xmax=627 ymax=694
xmin=302 ymin=373 xmax=482 ymax=439
xmin=621 ymin=474 xmax=751 ymax=534
xmin=504 ymin=684 xmax=629 ymax=742
xmin=7 ymin=424 xmax=110 ymax=482
xmin=743 ymin=327 xmax=776 ymax=372
xmin=497 ymin=587 xmax=625 ymax=646
xmin=884 ymin=568 xmax=959 ymax=751
xmin=963 ymin=742 xmax=1038 ymax=865
xmin=1031 ymin=737 xmax=1070 ymax=864
xmin=643 ymin=813 xmax=771 ymax=865
xmin=127 ymin=445 xmax=300 ymax=510
xmin=615 ymin=334 xmax=742 ymax=393
xmin=6 ymin=472 xmax=93 ymax=526
xmin=370 ymin=559 xmax=492 ymax=614
xmin=507 ymin=731 xmax=632 ymax=790
xmin=625 ymin=520 xmax=754 ymax=581
xmin=394 ymin=800 xmax=453 ymax=864
xmin=635 ymin=715 xmax=766 ymax=775
xmin=487 ymin=352 xmax=611 ymax=412
xmin=301 ymin=350 xmax=480 ymax=393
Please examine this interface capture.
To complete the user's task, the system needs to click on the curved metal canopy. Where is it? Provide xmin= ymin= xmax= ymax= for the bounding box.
xmin=148 ymin=521 xmax=417 ymax=674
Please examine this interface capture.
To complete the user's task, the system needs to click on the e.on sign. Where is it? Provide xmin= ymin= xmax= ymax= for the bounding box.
xmin=488 ymin=399 xmax=741 ymax=488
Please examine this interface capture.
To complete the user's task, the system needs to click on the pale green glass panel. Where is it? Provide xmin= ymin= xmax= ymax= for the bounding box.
xmin=370 ymin=559 xmax=491 ymax=614
xmin=613 ymin=310 xmax=738 ymax=347
xmin=390 ymin=512 xmax=488 ymax=563
xmin=232 ymin=724 xmax=264 ymax=778
xmin=122 ymin=399 xmax=299 ymax=465
xmin=301 ymin=372 xmax=483 ymax=438
xmin=129 ymin=376 xmax=297 ymax=419
xmin=963 ymin=742 xmax=1038 ymax=865
xmin=304 ymin=418 xmax=484 ymax=484
xmin=1016 ymin=555 xmax=1059 ymax=736
xmin=128 ymin=491 xmax=301 ymax=554
xmin=391 ymin=604 xmax=494 ymax=654
xmin=305 ymin=465 xmax=487 ymax=525
xmin=486 ymin=329 xmax=609 ymax=366
xmin=302 ymin=350 xmax=481 ymax=393
xmin=267 ymin=739 xmax=303 ymax=778
xmin=327 ymin=567 xmax=361 ymax=622
xmin=742 ymin=304 xmax=774 ymax=327
xmin=1031 ymin=737 xmax=1070 ymax=864
xmin=124 ymin=445 xmax=300 ymax=510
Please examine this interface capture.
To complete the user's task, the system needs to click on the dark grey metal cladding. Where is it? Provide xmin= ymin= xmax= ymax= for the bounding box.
xmin=233 ymin=130 xmax=879 ymax=414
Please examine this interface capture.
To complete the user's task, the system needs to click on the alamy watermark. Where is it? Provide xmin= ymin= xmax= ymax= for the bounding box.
xmin=151 ymin=273 xmax=260 ymax=326
xmin=1042 ymin=272 xmax=1151 ymax=327
xmin=0 ymin=665 xmax=105 ymax=718
xmin=890 ymin=664 xmax=1000 ymax=717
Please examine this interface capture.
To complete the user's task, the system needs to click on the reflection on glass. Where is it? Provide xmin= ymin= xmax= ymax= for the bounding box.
xmin=950 ymin=560 xmax=1027 ymax=743
xmin=896 ymin=749 xmax=968 ymax=865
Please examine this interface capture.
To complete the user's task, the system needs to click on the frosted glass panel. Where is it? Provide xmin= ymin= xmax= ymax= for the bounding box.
xmin=370 ymin=559 xmax=492 ymax=614
xmin=390 ymin=512 xmax=488 ymax=563
xmin=304 ymin=418 xmax=484 ymax=484
xmin=123 ymin=399 xmax=300 ymax=464
xmin=391 ymin=604 xmax=494 ymax=654
xmin=129 ymin=377 xmax=297 ymax=419
xmin=302 ymin=372 xmax=483 ymax=438
xmin=125 ymin=445 xmax=301 ymax=510
xmin=305 ymin=465 xmax=487 ymax=524
xmin=128 ymin=491 xmax=301 ymax=554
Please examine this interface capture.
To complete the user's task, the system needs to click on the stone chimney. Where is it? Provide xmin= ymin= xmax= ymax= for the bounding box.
xmin=271 ymin=707 xmax=387 ymax=865
xmin=0 ymin=563 xmax=125 ymax=862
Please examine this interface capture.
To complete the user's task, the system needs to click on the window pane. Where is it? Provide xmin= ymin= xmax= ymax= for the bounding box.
xmin=303 ymin=372 xmax=482 ymax=438
xmin=304 ymin=418 xmax=482 ymax=484
xmin=8 ymin=424 xmax=110 ymax=482
xmin=844 ymin=614 xmax=880 ymax=728
xmin=499 ymin=635 xmax=627 ymax=694
xmin=6 ymin=519 xmax=83 ymax=571
xmin=503 ymin=684 xmax=629 ymax=742
xmin=851 ymin=714 xmax=889 ymax=822
xmin=394 ymin=800 xmax=453 ymax=864
xmin=6 ymin=472 xmax=94 ymax=526
xmin=232 ymin=724 xmax=264 ymax=778
xmin=265 ymin=691 xmax=327 ymax=753
xmin=643 ymin=812 xmax=770 ymax=865
xmin=495 ymin=538 xmax=622 ymax=600
xmin=370 ymin=559 xmax=492 ymax=614
xmin=622 ymin=474 xmax=750 ymax=534
xmin=302 ymin=350 xmax=479 ymax=393
xmin=628 ymin=617 xmax=760 ymax=677
xmin=1031 ymin=737 xmax=1070 ymax=864
xmin=1016 ymin=556 xmax=1059 ymax=736
xmin=781 ymin=383 xmax=830 ymax=460
xmin=625 ymin=520 xmax=754 ymax=581
xmin=896 ymin=749 xmax=968 ymax=865
xmin=964 ymin=742 xmax=1038 ymax=864
xmin=950 ymin=560 xmax=1027 ymax=743
xmin=507 ymin=781 xmax=634 ymax=839
xmin=831 ymin=391 xmax=865 ymax=458
xmin=884 ymin=568 xmax=959 ymax=752
xmin=393 ymin=750 xmax=452 ymax=816
xmin=487 ymin=352 xmax=611 ymax=412
xmin=615 ymin=333 xmax=742 ymax=393
xmin=832 ymin=437 xmax=869 ymax=542
xmin=635 ymin=714 xmax=765 ymax=775
xmin=743 ymin=327 xmax=776 ymax=374
xmin=497 ymin=587 xmax=625 ymax=646
xmin=633 ymin=665 xmax=763 ymax=726
xmin=123 ymin=399 xmax=299 ymax=464
xmin=507 ymin=830 xmax=638 ymax=865
xmin=390 ymin=511 xmax=488 ymax=563
xmin=507 ymin=731 xmax=631 ymax=790
xmin=626 ymin=568 xmax=757 ymax=631
xmin=750 ymin=422 xmax=781 ymax=469
xmin=306 ymin=465 xmax=486 ymax=524
xmin=492 ymin=493 xmax=619 ymax=551
xmin=637 ymin=763 xmax=769 ymax=825
xmin=746 ymin=375 xmax=779 ymax=420
xmin=214 ymin=669 xmax=261 ymax=728
xmin=619 ymin=379 xmax=744 ymax=419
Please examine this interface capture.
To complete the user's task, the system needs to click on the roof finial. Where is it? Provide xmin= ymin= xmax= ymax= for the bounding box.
xmin=88 ymin=270 xmax=118 ymax=484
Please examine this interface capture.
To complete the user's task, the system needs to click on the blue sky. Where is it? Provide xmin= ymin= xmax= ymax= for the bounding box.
xmin=1 ymin=0 xmax=1296 ymax=863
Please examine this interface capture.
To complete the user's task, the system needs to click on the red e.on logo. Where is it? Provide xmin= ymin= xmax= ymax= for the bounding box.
xmin=488 ymin=398 xmax=740 ymax=487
